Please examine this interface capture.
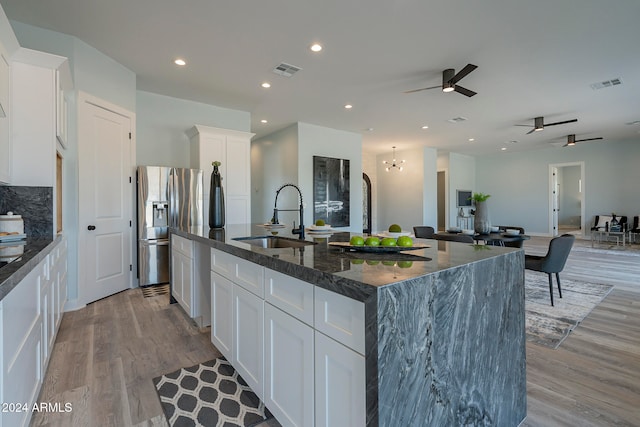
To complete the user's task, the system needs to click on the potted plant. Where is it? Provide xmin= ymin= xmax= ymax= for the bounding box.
xmin=472 ymin=192 xmax=491 ymax=234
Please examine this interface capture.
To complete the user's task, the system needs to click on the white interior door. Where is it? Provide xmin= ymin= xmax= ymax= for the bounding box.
xmin=551 ymin=167 xmax=559 ymax=236
xmin=78 ymin=94 xmax=134 ymax=304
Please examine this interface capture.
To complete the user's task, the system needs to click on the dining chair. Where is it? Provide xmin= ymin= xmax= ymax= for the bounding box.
xmin=433 ymin=233 xmax=474 ymax=243
xmin=524 ymin=234 xmax=575 ymax=306
xmin=413 ymin=226 xmax=435 ymax=238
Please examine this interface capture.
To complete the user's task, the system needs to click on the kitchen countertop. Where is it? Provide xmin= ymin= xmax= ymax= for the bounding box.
xmin=0 ymin=235 xmax=58 ymax=301
xmin=172 ymin=223 xmax=518 ymax=302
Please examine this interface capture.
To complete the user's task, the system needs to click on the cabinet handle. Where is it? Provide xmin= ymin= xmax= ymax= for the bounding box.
xmin=88 ymin=225 xmax=96 ymax=230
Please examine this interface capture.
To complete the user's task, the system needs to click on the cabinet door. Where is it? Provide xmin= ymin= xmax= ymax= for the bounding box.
xmin=0 ymin=52 xmax=10 ymax=184
xmin=233 ymin=285 xmax=264 ymax=401
xmin=264 ymin=303 xmax=314 ymax=427
xmin=171 ymin=251 xmax=193 ymax=315
xmin=315 ymin=332 xmax=366 ymax=427
xmin=211 ymin=271 xmax=233 ymax=360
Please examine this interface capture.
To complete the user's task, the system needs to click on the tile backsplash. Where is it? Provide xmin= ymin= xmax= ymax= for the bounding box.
xmin=0 ymin=186 xmax=53 ymax=237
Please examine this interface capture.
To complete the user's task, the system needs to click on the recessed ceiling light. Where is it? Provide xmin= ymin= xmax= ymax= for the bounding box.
xmin=365 ymin=128 xmax=374 ymax=132
xmin=501 ymin=147 xmax=507 ymax=151
xmin=468 ymin=138 xmax=475 ymax=142
xmin=310 ymin=43 xmax=323 ymax=52
xmin=421 ymin=125 xmax=429 ymax=129
xmin=174 ymin=58 xmax=186 ymax=66
xmin=344 ymin=104 xmax=353 ymax=109
xmin=260 ymin=119 xmax=268 ymax=124
xmin=261 ymin=82 xmax=271 ymax=88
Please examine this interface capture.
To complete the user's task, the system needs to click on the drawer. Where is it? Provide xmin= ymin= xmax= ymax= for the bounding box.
xmin=211 ymin=249 xmax=264 ymax=297
xmin=265 ymin=269 xmax=314 ymax=326
xmin=314 ymin=287 xmax=365 ymax=355
xmin=171 ymin=234 xmax=193 ymax=257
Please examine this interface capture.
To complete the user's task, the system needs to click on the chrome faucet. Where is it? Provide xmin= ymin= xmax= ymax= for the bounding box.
xmin=273 ymin=183 xmax=305 ymax=239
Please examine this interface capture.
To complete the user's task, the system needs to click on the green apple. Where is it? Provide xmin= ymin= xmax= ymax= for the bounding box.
xmin=380 ymin=237 xmax=397 ymax=246
xmin=396 ymin=236 xmax=413 ymax=247
xmin=349 ymin=235 xmax=365 ymax=246
xmin=364 ymin=236 xmax=380 ymax=246
xmin=315 ymin=219 xmax=325 ymax=226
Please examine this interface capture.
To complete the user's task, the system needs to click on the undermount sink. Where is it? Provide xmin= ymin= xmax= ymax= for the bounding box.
xmin=232 ymin=235 xmax=316 ymax=249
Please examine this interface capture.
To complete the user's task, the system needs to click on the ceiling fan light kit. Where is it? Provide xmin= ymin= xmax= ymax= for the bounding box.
xmin=405 ymin=63 xmax=478 ymax=97
xmin=563 ymin=134 xmax=603 ymax=147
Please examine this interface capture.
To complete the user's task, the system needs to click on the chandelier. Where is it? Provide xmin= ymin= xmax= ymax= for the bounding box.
xmin=383 ymin=146 xmax=405 ymax=172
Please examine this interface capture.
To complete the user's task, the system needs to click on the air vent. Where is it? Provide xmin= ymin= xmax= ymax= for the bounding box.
xmin=447 ymin=116 xmax=468 ymax=123
xmin=272 ymin=62 xmax=302 ymax=77
xmin=590 ymin=78 xmax=622 ymax=90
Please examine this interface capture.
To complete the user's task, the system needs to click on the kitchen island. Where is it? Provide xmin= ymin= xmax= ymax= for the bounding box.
xmin=171 ymin=224 xmax=526 ymax=427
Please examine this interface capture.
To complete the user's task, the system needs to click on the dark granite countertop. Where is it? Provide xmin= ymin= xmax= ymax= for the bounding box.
xmin=0 ymin=235 xmax=59 ymax=301
xmin=172 ymin=224 xmax=518 ymax=302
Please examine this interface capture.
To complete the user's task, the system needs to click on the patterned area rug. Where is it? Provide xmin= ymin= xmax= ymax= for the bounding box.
xmin=525 ymin=271 xmax=613 ymax=349
xmin=141 ymin=283 xmax=170 ymax=298
xmin=153 ymin=357 xmax=278 ymax=427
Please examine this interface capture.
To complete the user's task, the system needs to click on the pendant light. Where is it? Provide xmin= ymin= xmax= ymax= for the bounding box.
xmin=382 ymin=146 xmax=405 ymax=172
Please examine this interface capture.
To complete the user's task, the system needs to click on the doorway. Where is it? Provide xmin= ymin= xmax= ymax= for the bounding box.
xmin=362 ymin=173 xmax=372 ymax=234
xmin=437 ymin=171 xmax=446 ymax=231
xmin=549 ymin=162 xmax=585 ymax=237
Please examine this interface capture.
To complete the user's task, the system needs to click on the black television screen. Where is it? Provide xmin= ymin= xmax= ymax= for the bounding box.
xmin=457 ymin=190 xmax=473 ymax=207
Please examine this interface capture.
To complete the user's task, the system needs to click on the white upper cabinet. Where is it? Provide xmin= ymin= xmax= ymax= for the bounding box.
xmin=187 ymin=125 xmax=255 ymax=225
xmin=9 ymin=48 xmax=72 ymax=187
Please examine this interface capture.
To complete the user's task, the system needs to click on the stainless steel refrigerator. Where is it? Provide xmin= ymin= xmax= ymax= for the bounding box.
xmin=136 ymin=166 xmax=203 ymax=286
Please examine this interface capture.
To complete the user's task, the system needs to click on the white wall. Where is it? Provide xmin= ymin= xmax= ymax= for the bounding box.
xmin=251 ymin=124 xmax=299 ymax=224
xmin=136 ymin=91 xmax=250 ymax=168
xmin=297 ymin=123 xmax=362 ymax=232
xmin=476 ymin=138 xmax=640 ymax=235
xmin=251 ymin=122 xmax=362 ymax=232
xmin=448 ymin=152 xmax=476 ymax=228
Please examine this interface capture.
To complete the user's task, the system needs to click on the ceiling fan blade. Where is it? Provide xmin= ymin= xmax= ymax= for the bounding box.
xmin=449 ymin=64 xmax=477 ymax=85
xmin=403 ymin=85 xmax=440 ymax=94
xmin=526 ymin=128 xmax=537 ymax=135
xmin=454 ymin=85 xmax=476 ymax=97
xmin=514 ymin=124 xmax=533 ymax=127
xmin=575 ymin=137 xmax=603 ymax=143
xmin=544 ymin=118 xmax=578 ymax=127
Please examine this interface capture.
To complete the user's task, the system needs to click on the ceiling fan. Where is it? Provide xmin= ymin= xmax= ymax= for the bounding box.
xmin=563 ymin=134 xmax=603 ymax=147
xmin=404 ymin=64 xmax=478 ymax=97
xmin=516 ymin=116 xmax=578 ymax=134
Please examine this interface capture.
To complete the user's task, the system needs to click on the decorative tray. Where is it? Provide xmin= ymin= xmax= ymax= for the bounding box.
xmin=328 ymin=242 xmax=429 ymax=253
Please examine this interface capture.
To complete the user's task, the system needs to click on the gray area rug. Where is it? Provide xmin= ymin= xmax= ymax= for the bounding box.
xmin=153 ymin=357 xmax=279 ymax=427
xmin=525 ymin=271 xmax=613 ymax=349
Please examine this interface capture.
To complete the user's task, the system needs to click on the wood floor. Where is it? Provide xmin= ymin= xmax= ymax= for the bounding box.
xmin=31 ymin=237 xmax=640 ymax=426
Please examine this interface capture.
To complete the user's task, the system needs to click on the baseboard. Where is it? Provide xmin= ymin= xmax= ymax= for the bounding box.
xmin=63 ymin=298 xmax=86 ymax=312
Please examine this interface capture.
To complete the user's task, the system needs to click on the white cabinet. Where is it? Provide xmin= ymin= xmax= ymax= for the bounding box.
xmin=187 ymin=125 xmax=254 ymax=225
xmin=211 ymin=270 xmax=234 ymax=359
xmin=314 ymin=332 xmax=365 ymax=427
xmin=208 ymin=245 xmax=365 ymax=427
xmin=1 ymin=238 xmax=67 ymax=427
xmin=233 ymin=284 xmax=264 ymax=401
xmin=171 ymin=235 xmax=194 ymax=316
xmin=264 ymin=303 xmax=315 ymax=427
xmin=0 ymin=50 xmax=10 ymax=184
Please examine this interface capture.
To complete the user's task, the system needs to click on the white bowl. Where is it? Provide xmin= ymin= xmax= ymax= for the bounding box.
xmin=383 ymin=231 xmax=411 ymax=238
xmin=462 ymin=229 xmax=475 ymax=235
xmin=490 ymin=226 xmax=500 ymax=232
xmin=505 ymin=229 xmax=520 ymax=236
xmin=310 ymin=224 xmax=331 ymax=230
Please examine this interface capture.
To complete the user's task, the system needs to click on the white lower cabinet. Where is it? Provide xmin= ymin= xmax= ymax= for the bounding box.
xmin=233 ymin=285 xmax=264 ymax=401
xmin=1 ymin=238 xmax=67 ymax=427
xmin=211 ymin=271 xmax=234 ymax=359
xmin=314 ymin=332 xmax=366 ymax=427
xmin=264 ymin=303 xmax=314 ymax=427
xmin=209 ymin=246 xmax=365 ymax=427
xmin=172 ymin=249 xmax=193 ymax=314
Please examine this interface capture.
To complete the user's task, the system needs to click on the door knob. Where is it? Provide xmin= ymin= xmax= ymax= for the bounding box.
xmin=88 ymin=225 xmax=96 ymax=230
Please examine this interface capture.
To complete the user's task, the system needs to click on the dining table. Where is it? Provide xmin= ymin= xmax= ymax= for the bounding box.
xmin=472 ymin=232 xmax=531 ymax=246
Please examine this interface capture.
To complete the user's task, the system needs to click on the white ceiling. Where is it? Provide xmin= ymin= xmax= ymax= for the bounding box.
xmin=2 ymin=0 xmax=640 ymax=155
